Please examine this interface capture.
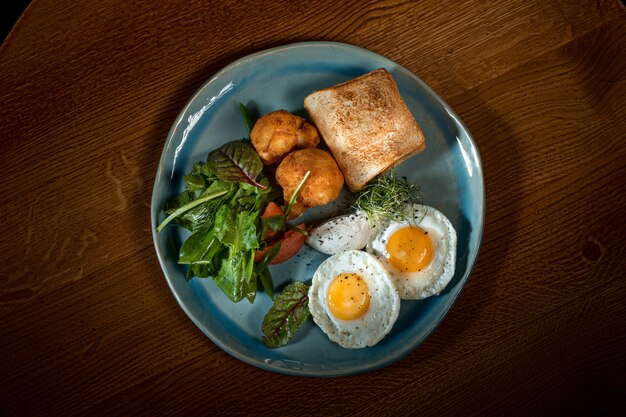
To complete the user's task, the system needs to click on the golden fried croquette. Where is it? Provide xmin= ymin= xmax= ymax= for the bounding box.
xmin=250 ymin=110 xmax=320 ymax=165
xmin=276 ymin=148 xmax=344 ymax=217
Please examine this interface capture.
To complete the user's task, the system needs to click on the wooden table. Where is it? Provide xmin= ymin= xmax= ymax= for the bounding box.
xmin=2 ymin=1 xmax=625 ymax=415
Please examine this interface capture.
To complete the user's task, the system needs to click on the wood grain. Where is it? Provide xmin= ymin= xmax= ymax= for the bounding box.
xmin=1 ymin=0 xmax=625 ymax=416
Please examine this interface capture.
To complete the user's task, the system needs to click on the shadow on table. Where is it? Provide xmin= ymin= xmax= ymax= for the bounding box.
xmin=1 ymin=0 xmax=30 ymax=43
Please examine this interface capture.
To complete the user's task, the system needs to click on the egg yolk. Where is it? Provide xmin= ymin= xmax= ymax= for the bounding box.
xmin=386 ymin=226 xmax=434 ymax=272
xmin=326 ymin=273 xmax=370 ymax=321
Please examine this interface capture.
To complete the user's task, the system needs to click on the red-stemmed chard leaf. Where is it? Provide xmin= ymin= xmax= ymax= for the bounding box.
xmin=207 ymin=141 xmax=266 ymax=188
xmin=262 ymin=281 xmax=310 ymax=348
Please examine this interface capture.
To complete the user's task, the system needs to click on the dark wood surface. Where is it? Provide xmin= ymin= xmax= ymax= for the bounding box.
xmin=1 ymin=1 xmax=625 ymax=415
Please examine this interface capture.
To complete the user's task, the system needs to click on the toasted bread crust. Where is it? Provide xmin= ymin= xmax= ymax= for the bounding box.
xmin=304 ymin=68 xmax=425 ymax=191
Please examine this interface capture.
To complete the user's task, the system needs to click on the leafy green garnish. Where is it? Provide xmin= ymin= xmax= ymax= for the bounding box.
xmin=284 ymin=170 xmax=310 ymax=217
xmin=257 ymin=171 xmax=310 ymax=241
xmin=207 ymin=141 xmax=266 ymax=188
xmin=285 ymin=223 xmax=310 ymax=237
xmin=262 ymin=281 xmax=310 ymax=348
xmin=254 ymin=241 xmax=283 ymax=300
xmin=157 ymin=140 xmax=274 ymax=303
xmin=354 ymin=171 xmax=423 ymax=224
xmin=261 ymin=214 xmax=287 ymax=236
xmin=156 ymin=187 xmax=228 ymax=232
xmin=239 ymin=103 xmax=254 ymax=137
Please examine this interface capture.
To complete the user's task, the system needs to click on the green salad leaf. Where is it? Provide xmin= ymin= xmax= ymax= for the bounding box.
xmin=262 ymin=281 xmax=310 ymax=348
xmin=254 ymin=241 xmax=283 ymax=300
xmin=212 ymin=206 xmax=260 ymax=302
xmin=207 ymin=141 xmax=266 ymax=188
xmin=161 ymin=164 xmax=232 ymax=232
xmin=239 ymin=103 xmax=254 ymax=137
xmin=157 ymin=186 xmax=229 ymax=233
xmin=157 ymin=140 xmax=274 ymax=303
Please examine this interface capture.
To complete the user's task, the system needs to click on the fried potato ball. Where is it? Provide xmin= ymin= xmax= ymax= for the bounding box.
xmin=276 ymin=148 xmax=344 ymax=218
xmin=251 ymin=110 xmax=320 ymax=165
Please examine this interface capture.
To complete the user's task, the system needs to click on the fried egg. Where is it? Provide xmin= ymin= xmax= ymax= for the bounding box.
xmin=308 ymin=250 xmax=400 ymax=348
xmin=367 ymin=204 xmax=457 ymax=300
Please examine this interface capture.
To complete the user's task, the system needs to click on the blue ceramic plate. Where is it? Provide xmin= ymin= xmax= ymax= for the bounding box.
xmin=151 ymin=42 xmax=484 ymax=377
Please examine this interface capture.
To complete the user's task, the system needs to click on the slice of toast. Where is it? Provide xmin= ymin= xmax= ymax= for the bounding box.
xmin=304 ymin=68 xmax=426 ymax=191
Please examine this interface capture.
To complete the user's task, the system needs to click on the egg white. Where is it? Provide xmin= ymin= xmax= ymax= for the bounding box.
xmin=308 ymin=250 xmax=400 ymax=348
xmin=306 ymin=211 xmax=379 ymax=255
xmin=367 ymin=204 xmax=457 ymax=300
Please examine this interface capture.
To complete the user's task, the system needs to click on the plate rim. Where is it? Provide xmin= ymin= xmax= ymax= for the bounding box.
xmin=150 ymin=41 xmax=485 ymax=377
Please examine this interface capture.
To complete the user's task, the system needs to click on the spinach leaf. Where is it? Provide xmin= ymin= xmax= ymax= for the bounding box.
xmin=191 ymin=245 xmax=229 ymax=279
xmin=207 ymin=141 xmax=266 ymax=189
xmin=157 ymin=188 xmax=228 ymax=232
xmin=159 ymin=140 xmax=276 ymax=303
xmin=178 ymin=228 xmax=221 ymax=265
xmin=184 ymin=173 xmax=206 ymax=192
xmin=164 ymin=190 xmax=201 ymax=230
xmin=223 ymin=210 xmax=260 ymax=251
xmin=214 ymin=248 xmax=256 ymax=303
xmin=254 ymin=241 xmax=283 ymax=299
xmin=166 ymin=182 xmax=234 ymax=232
xmin=256 ymin=266 xmax=274 ymax=300
xmin=262 ymin=281 xmax=310 ymax=348
xmin=192 ymin=160 xmax=213 ymax=178
xmin=210 ymin=208 xmax=261 ymax=302
xmin=243 ymin=250 xmax=257 ymax=303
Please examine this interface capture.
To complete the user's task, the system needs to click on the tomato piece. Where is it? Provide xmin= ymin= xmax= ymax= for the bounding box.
xmin=263 ymin=201 xmax=283 ymax=218
xmin=255 ymin=223 xmax=306 ymax=264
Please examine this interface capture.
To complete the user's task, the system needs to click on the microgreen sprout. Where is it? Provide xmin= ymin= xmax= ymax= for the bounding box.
xmin=353 ymin=171 xmax=423 ymax=224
